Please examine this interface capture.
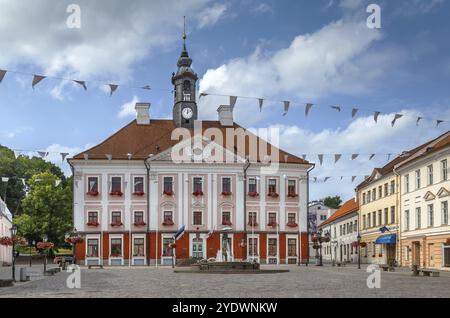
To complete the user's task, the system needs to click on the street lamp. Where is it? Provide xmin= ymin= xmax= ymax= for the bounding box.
xmin=43 ymin=234 xmax=48 ymax=273
xmin=357 ymin=234 xmax=361 ymax=270
xmin=29 ymin=239 xmax=35 ymax=267
xmin=313 ymin=229 xmax=331 ymax=266
xmin=10 ymin=225 xmax=17 ymax=282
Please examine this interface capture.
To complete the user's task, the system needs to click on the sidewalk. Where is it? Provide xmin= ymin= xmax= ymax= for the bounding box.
xmin=0 ymin=263 xmax=60 ymax=282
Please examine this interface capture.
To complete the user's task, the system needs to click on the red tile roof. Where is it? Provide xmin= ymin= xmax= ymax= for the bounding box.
xmin=319 ymin=198 xmax=359 ymax=227
xmin=70 ymin=119 xmax=310 ymax=165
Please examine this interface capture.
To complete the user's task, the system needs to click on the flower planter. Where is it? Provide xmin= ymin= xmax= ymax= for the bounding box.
xmin=192 ymin=191 xmax=204 ymax=196
xmin=133 ymin=191 xmax=145 ymax=196
xmin=110 ymin=222 xmax=123 ymax=227
xmin=134 ymin=221 xmax=147 ymax=227
xmin=267 ymin=192 xmax=279 ymax=198
xmin=222 ymin=221 xmax=233 ymax=226
xmin=248 ymin=222 xmax=259 ymax=227
xmin=163 ymin=190 xmax=174 ymax=196
xmin=287 ymin=193 xmax=298 ymax=198
xmin=248 ymin=192 xmax=259 ymax=197
xmin=109 ymin=191 xmax=123 ymax=197
xmin=162 ymin=220 xmax=175 ymax=226
xmin=267 ymin=222 xmax=277 ymax=228
xmin=86 ymin=191 xmax=99 ymax=197
xmin=221 ymin=191 xmax=232 ymax=196
xmin=86 ymin=221 xmax=99 ymax=227
xmin=286 ymin=223 xmax=298 ymax=228
xmin=37 ymin=242 xmax=54 ymax=250
xmin=0 ymin=236 xmax=26 ymax=246
xmin=65 ymin=236 xmax=84 ymax=245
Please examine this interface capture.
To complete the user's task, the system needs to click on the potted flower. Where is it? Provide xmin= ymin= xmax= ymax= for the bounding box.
xmin=65 ymin=236 xmax=84 ymax=245
xmin=286 ymin=222 xmax=298 ymax=228
xmin=110 ymin=191 xmax=123 ymax=196
xmin=248 ymin=192 xmax=259 ymax=197
xmin=222 ymin=220 xmax=233 ymax=226
xmin=162 ymin=219 xmax=174 ymax=226
xmin=133 ymin=191 xmax=145 ymax=196
xmin=86 ymin=190 xmax=99 ymax=196
xmin=192 ymin=191 xmax=204 ymax=196
xmin=221 ymin=191 xmax=232 ymax=196
xmin=267 ymin=192 xmax=279 ymax=198
xmin=163 ymin=190 xmax=174 ymax=196
xmin=287 ymin=192 xmax=298 ymax=198
xmin=86 ymin=221 xmax=100 ymax=227
xmin=0 ymin=236 xmax=27 ymax=246
xmin=134 ymin=220 xmax=146 ymax=227
xmin=248 ymin=221 xmax=258 ymax=227
xmin=37 ymin=242 xmax=54 ymax=250
xmin=267 ymin=221 xmax=277 ymax=228
xmin=110 ymin=221 xmax=123 ymax=227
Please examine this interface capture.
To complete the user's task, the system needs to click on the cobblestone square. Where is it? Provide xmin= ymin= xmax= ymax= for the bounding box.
xmin=1 ymin=265 xmax=449 ymax=298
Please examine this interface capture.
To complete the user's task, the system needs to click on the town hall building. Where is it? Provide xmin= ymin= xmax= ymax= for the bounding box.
xmin=69 ymin=34 xmax=313 ymax=266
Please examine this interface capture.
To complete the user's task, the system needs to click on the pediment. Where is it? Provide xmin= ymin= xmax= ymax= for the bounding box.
xmin=423 ymin=191 xmax=436 ymax=201
xmin=437 ymin=187 xmax=450 ymax=198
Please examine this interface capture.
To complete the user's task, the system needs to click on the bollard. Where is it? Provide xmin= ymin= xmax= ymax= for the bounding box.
xmin=20 ymin=267 xmax=28 ymax=282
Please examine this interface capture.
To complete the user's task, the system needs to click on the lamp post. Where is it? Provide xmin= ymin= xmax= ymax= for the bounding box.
xmin=357 ymin=234 xmax=361 ymax=270
xmin=43 ymin=234 xmax=48 ymax=273
xmin=10 ymin=225 xmax=17 ymax=282
xmin=313 ymin=229 xmax=330 ymax=266
xmin=29 ymin=239 xmax=35 ymax=267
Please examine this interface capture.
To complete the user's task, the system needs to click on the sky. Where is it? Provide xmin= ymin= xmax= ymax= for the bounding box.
xmin=0 ymin=0 xmax=450 ymax=201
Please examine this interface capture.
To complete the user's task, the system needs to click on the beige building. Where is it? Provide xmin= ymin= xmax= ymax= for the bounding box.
xmin=395 ymin=131 xmax=450 ymax=269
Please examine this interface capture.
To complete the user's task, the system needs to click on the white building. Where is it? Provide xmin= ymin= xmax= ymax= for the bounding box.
xmin=396 ymin=131 xmax=450 ymax=269
xmin=319 ymin=199 xmax=359 ymax=264
xmin=308 ymin=201 xmax=336 ymax=258
xmin=0 ymin=197 xmax=13 ymax=265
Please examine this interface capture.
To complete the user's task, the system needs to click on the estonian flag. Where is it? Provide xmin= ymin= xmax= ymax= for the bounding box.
xmin=174 ymin=225 xmax=185 ymax=241
xmin=379 ymin=226 xmax=390 ymax=233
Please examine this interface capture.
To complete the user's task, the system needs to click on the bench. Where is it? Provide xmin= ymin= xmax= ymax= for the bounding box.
xmin=380 ymin=265 xmax=395 ymax=272
xmin=88 ymin=264 xmax=103 ymax=269
xmin=421 ymin=269 xmax=440 ymax=277
xmin=44 ymin=267 xmax=61 ymax=276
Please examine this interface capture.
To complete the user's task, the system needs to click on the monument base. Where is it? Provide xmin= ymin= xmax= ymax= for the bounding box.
xmin=174 ymin=261 xmax=289 ymax=274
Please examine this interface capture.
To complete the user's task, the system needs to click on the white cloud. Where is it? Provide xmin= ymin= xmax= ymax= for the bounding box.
xmin=251 ymin=3 xmax=274 ymax=15
xmin=197 ymin=3 xmax=228 ymax=29
xmin=339 ymin=0 xmax=364 ymax=10
xmin=44 ymin=143 xmax=95 ymax=175
xmin=0 ymin=126 xmax=33 ymax=139
xmin=117 ymin=96 xmax=140 ymax=118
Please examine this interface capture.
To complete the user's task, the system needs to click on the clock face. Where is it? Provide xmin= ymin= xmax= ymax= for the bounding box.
xmin=182 ymin=107 xmax=193 ymax=119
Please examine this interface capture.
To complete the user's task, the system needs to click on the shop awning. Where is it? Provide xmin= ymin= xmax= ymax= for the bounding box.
xmin=375 ymin=234 xmax=396 ymax=245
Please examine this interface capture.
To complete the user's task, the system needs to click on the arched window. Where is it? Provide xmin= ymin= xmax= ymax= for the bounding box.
xmin=183 ymin=80 xmax=191 ymax=91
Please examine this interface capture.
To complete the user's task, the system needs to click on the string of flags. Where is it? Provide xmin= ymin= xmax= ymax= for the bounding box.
xmin=199 ymin=93 xmax=449 ymax=128
xmin=301 ymin=153 xmax=398 ymax=165
xmin=309 ymin=175 xmax=370 ymax=183
xmin=11 ymin=149 xmax=70 ymax=163
xmin=0 ymin=68 xmax=154 ymax=96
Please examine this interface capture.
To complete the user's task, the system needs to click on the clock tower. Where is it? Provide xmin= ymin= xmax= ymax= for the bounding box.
xmin=172 ymin=21 xmax=198 ymax=128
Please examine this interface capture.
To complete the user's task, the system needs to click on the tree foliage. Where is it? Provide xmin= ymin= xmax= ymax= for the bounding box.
xmin=322 ymin=195 xmax=342 ymax=209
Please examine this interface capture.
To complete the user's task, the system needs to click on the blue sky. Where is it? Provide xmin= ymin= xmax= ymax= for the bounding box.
xmin=0 ymin=0 xmax=449 ymax=200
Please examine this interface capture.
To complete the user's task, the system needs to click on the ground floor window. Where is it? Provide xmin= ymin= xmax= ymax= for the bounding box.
xmin=444 ymin=246 xmax=450 ymax=267
xmin=111 ymin=238 xmax=122 ymax=257
xmin=268 ymin=238 xmax=277 ymax=256
xmin=192 ymin=238 xmax=203 ymax=259
xmin=162 ymin=237 xmax=174 ymax=257
xmin=87 ymin=239 xmax=99 ymax=257
xmin=287 ymin=239 xmax=297 ymax=257
xmin=133 ymin=238 xmax=145 ymax=257
xmin=248 ymin=238 xmax=258 ymax=256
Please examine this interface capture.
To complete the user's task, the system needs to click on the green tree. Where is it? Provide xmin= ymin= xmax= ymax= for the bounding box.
xmin=18 ymin=172 xmax=72 ymax=246
xmin=323 ymin=195 xmax=342 ymax=209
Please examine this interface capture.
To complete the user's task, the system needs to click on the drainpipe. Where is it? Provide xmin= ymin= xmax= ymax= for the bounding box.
xmin=144 ymin=159 xmax=151 ymax=266
xmin=243 ymin=158 xmax=251 ymax=261
xmin=305 ymin=163 xmax=315 ymax=266
xmin=393 ymin=166 xmax=401 ymax=267
xmin=68 ymin=159 xmax=77 ymax=264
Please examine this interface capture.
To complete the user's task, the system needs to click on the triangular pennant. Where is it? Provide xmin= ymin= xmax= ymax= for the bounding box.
xmin=391 ymin=114 xmax=403 ymax=127
xmin=32 ymin=75 xmax=46 ymax=89
xmin=73 ymin=80 xmax=87 ymax=90
xmin=334 ymin=154 xmax=342 ymax=164
xmin=258 ymin=98 xmax=264 ymax=112
xmin=1 ymin=177 xmax=9 ymax=182
xmin=436 ymin=120 xmax=444 ymax=127
xmin=416 ymin=117 xmax=422 ymax=126
xmin=313 ymin=177 xmax=317 ymax=183
xmin=37 ymin=151 xmax=48 ymax=158
xmin=373 ymin=111 xmax=381 ymax=123
xmin=21 ymin=178 xmax=26 ymax=186
xmin=83 ymin=153 xmax=89 ymax=160
xmin=284 ymin=154 xmax=289 ymax=163
xmin=324 ymin=177 xmax=330 ymax=183
xmin=330 ymin=106 xmax=341 ymax=112
xmin=352 ymin=108 xmax=359 ymax=118
xmin=318 ymin=154 xmax=323 ymax=165
xmin=60 ymin=153 xmax=69 ymax=162
xmin=106 ymin=154 xmax=112 ymax=161
xmin=369 ymin=154 xmax=375 ymax=160
xmin=0 ymin=69 xmax=6 ymax=83
xmin=127 ymin=153 xmax=132 ymax=160
xmin=13 ymin=150 xmax=21 ymax=159
xmin=387 ymin=154 xmax=392 ymax=161
xmin=230 ymin=96 xmax=238 ymax=109
xmin=301 ymin=154 xmax=307 ymax=160
xmin=141 ymin=85 xmax=151 ymax=90
xmin=55 ymin=180 xmax=62 ymax=187
xmin=282 ymin=101 xmax=290 ymax=116
xmin=199 ymin=93 xmax=208 ymax=99
xmin=108 ymin=84 xmax=119 ymax=96
xmin=351 ymin=154 xmax=359 ymax=160
xmin=351 ymin=176 xmax=356 ymax=182
xmin=305 ymin=103 xmax=313 ymax=117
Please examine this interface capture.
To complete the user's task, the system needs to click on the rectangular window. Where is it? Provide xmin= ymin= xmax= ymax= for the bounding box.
xmin=164 ymin=211 xmax=173 ymax=222
xmin=222 ymin=177 xmax=231 ymax=193
xmin=111 ymin=177 xmax=122 ymax=193
xmin=183 ymin=93 xmax=191 ymax=101
xmin=442 ymin=159 xmax=448 ymax=181
xmin=390 ymin=206 xmax=395 ymax=224
xmin=416 ymin=170 xmax=421 ymax=189
xmin=163 ymin=237 xmax=174 ymax=257
xmin=343 ymin=224 xmax=346 ymax=235
xmin=134 ymin=211 xmax=144 ymax=224
xmin=288 ymin=239 xmax=297 ymax=257
xmin=372 ymin=212 xmax=376 ymax=228
xmin=340 ymin=225 xmax=343 ymax=235
xmin=268 ymin=212 xmax=277 ymax=225
xmin=222 ymin=211 xmax=231 ymax=225
xmin=384 ymin=183 xmax=389 ymax=197
xmin=88 ymin=211 xmax=98 ymax=223
xmin=193 ymin=211 xmax=202 ymax=225
xmin=133 ymin=238 xmax=145 ymax=257
xmin=354 ymin=220 xmax=358 ymax=232
xmin=405 ymin=175 xmax=410 ymax=193
xmin=363 ymin=215 xmax=366 ymax=229
xmin=248 ymin=212 xmax=257 ymax=226
xmin=405 ymin=210 xmax=410 ymax=231
xmin=362 ymin=193 xmax=366 ymax=205
xmin=390 ymin=181 xmax=395 ymax=195
xmin=88 ymin=177 xmax=98 ymax=193
xmin=372 ymin=189 xmax=376 ymax=201
xmin=378 ymin=186 xmax=382 ymax=198
xmin=163 ymin=177 xmax=173 ymax=193
xmin=133 ymin=177 xmax=144 ymax=194
xmin=288 ymin=180 xmax=296 ymax=196
xmin=110 ymin=238 xmax=122 ymax=257
xmin=442 ymin=201 xmax=449 ymax=225
xmin=268 ymin=238 xmax=277 ymax=256
xmin=428 ymin=204 xmax=434 ymax=227
xmin=193 ymin=177 xmax=203 ymax=193
xmin=249 ymin=238 xmax=258 ymax=256
xmin=248 ymin=178 xmax=257 ymax=193
xmin=427 ymin=165 xmax=434 ymax=185
xmin=87 ymin=239 xmax=99 ymax=257
xmin=378 ymin=210 xmax=382 ymax=226
xmin=111 ymin=211 xmax=121 ymax=224
xmin=384 ymin=208 xmax=388 ymax=226
xmin=268 ymin=179 xmax=277 ymax=193
xmin=320 ymin=215 xmax=326 ymax=221
xmin=367 ymin=214 xmax=371 ymax=228
xmin=416 ymin=207 xmax=421 ymax=229
xmin=288 ymin=213 xmax=296 ymax=224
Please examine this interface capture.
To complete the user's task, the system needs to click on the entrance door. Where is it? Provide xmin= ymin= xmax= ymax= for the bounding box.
xmin=444 ymin=246 xmax=450 ymax=267
xmin=413 ymin=242 xmax=421 ymax=266
xmin=387 ymin=245 xmax=396 ymax=265
xmin=428 ymin=243 xmax=435 ymax=268
xmin=192 ymin=238 xmax=204 ymax=260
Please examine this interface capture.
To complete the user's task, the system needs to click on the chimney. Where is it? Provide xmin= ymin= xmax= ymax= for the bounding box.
xmin=135 ymin=102 xmax=150 ymax=125
xmin=217 ymin=105 xmax=233 ymax=126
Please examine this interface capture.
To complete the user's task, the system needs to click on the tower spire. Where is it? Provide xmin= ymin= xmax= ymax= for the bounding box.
xmin=182 ymin=16 xmax=187 ymax=51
